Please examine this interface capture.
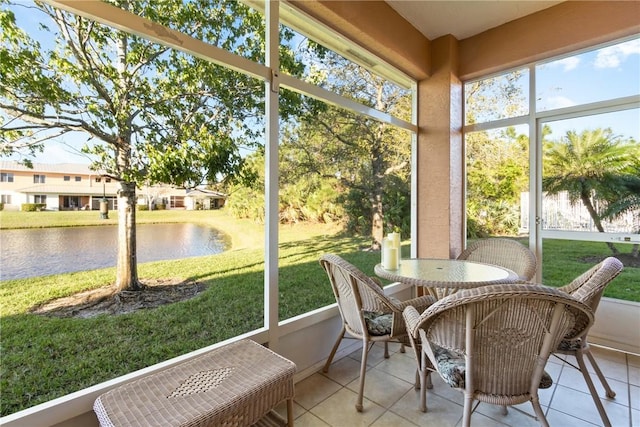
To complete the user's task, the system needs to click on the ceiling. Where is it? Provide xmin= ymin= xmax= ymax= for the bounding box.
xmin=385 ymin=1 xmax=564 ymax=40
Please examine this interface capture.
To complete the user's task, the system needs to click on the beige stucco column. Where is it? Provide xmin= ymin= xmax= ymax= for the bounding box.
xmin=416 ymin=35 xmax=464 ymax=259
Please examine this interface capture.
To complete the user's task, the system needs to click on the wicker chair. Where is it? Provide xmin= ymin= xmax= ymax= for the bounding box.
xmin=457 ymin=238 xmax=537 ymax=281
xmin=554 ymin=256 xmax=624 ymax=427
xmin=319 ymin=253 xmax=436 ymax=412
xmin=403 ymin=283 xmax=593 ymax=427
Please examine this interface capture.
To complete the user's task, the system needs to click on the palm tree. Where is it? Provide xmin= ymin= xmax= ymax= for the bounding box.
xmin=543 ymin=128 xmax=638 ymax=255
xmin=602 ymin=162 xmax=640 ymax=258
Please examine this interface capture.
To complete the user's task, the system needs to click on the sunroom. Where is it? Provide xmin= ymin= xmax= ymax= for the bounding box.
xmin=1 ymin=1 xmax=639 ymax=426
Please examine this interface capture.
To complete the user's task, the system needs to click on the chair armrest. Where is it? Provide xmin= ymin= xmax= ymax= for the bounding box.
xmin=371 ymin=277 xmax=385 ymax=290
xmin=390 ymin=295 xmax=436 ymax=338
xmin=394 ymin=295 xmax=436 ymax=313
xmin=402 ymin=305 xmax=423 ymax=339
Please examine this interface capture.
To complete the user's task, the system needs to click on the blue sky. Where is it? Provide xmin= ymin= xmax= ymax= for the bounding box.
xmin=538 ymin=38 xmax=640 ymax=110
xmin=537 ymin=37 xmax=640 ymax=142
xmin=4 ymin=4 xmax=639 ymax=165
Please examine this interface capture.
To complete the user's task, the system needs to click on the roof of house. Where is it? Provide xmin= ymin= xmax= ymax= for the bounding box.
xmin=185 ymin=188 xmax=226 ymax=198
xmin=0 ymin=161 xmax=100 ymax=175
xmin=15 ymin=184 xmax=114 ymax=196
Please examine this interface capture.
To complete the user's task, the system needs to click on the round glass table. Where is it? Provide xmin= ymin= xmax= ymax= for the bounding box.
xmin=375 ymin=258 xmax=519 ymax=299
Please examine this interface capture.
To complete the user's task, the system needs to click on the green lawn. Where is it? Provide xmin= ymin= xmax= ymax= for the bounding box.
xmin=0 ymin=210 xmax=637 ymax=416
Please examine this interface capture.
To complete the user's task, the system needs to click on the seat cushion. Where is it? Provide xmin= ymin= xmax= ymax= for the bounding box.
xmin=433 ymin=345 xmax=466 ymax=388
xmin=432 ymin=344 xmax=553 ymax=389
xmin=557 ymin=338 xmax=584 ymax=352
xmin=363 ymin=311 xmax=392 ymax=336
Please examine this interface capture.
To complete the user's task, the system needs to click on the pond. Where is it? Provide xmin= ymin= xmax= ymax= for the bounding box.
xmin=1 ymin=223 xmax=230 ymax=280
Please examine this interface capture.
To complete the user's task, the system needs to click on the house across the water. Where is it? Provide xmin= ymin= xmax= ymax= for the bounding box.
xmin=0 ymin=161 xmax=225 ymax=211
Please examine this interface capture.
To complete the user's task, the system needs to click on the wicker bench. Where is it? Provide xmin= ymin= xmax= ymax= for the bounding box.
xmin=93 ymin=339 xmax=296 ymax=426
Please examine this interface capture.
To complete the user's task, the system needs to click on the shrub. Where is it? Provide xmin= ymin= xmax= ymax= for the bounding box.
xmin=137 ymin=205 xmax=149 ymax=211
xmin=21 ymin=203 xmax=46 ymax=212
xmin=155 ymin=203 xmax=166 ymax=210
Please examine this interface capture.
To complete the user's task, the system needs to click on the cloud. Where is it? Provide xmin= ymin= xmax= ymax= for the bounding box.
xmin=539 ymin=56 xmax=580 ymax=72
xmin=557 ymin=57 xmax=580 ymax=71
xmin=594 ymin=38 xmax=640 ymax=69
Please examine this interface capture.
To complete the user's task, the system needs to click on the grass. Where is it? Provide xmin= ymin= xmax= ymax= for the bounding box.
xmin=541 ymin=238 xmax=640 ymax=301
xmin=0 ymin=210 xmax=370 ymax=416
xmin=0 ymin=210 xmax=638 ymax=416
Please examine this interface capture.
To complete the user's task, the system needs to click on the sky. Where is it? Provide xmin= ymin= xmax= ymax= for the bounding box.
xmin=536 ymin=38 xmax=640 ymax=142
xmin=4 ymin=4 xmax=639 ymax=166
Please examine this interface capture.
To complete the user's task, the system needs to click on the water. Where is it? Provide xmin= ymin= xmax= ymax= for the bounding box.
xmin=0 ymin=223 xmax=229 ymax=280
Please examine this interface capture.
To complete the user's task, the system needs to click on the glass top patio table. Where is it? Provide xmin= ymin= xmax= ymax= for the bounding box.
xmin=375 ymin=258 xmax=519 ymax=299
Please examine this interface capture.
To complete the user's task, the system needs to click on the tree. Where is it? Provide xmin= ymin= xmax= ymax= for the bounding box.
xmin=226 ymin=44 xmax=412 ymax=248
xmin=601 ymin=157 xmax=640 ymax=258
xmin=280 ymin=46 xmax=412 ymax=249
xmin=464 ymin=70 xmax=529 ymax=236
xmin=465 ymin=126 xmax=529 ymax=236
xmin=0 ymin=0 xmax=301 ymax=291
xmin=543 ymin=128 xmax=638 ymax=255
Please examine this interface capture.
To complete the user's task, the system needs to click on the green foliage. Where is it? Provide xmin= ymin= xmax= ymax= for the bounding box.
xmin=20 ymin=203 xmax=45 ymax=212
xmin=0 ymin=0 xmax=306 ymax=186
xmin=466 ymin=199 xmax=520 ymax=238
xmin=600 ymin=146 xmax=640 ymax=226
xmin=382 ymin=174 xmax=411 ymax=236
xmin=466 ymin=126 xmax=529 ymax=236
xmin=0 ymin=0 xmax=307 ymax=289
xmin=543 ymin=128 xmax=636 ymax=203
xmin=226 ymin=184 xmax=264 ymax=222
xmin=543 ymin=128 xmax=639 ymax=254
xmin=277 ymin=84 xmax=412 ymax=243
xmin=464 ymin=70 xmax=527 ymax=125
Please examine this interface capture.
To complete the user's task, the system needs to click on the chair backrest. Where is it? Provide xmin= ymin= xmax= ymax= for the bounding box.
xmin=412 ymin=284 xmax=593 ymax=399
xmin=319 ymin=254 xmax=396 ymax=337
xmin=457 ymin=238 xmax=537 ymax=281
xmin=559 ymin=256 xmax=623 ymax=339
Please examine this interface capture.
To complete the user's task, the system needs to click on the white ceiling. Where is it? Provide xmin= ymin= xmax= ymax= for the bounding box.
xmin=385 ymin=1 xmax=564 ymax=40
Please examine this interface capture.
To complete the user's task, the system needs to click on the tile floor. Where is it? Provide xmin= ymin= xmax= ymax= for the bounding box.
xmin=274 ymin=342 xmax=639 ymax=427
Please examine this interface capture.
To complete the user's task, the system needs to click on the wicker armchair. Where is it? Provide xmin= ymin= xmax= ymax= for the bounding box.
xmin=457 ymin=238 xmax=537 ymax=281
xmin=319 ymin=254 xmax=436 ymax=412
xmin=403 ymin=283 xmax=593 ymax=427
xmin=555 ymin=256 xmax=624 ymax=427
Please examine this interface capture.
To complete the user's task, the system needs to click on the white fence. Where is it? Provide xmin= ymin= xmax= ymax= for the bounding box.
xmin=520 ymin=191 xmax=640 ymax=233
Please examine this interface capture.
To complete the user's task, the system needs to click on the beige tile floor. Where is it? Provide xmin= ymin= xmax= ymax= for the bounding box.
xmin=275 ymin=342 xmax=640 ymax=427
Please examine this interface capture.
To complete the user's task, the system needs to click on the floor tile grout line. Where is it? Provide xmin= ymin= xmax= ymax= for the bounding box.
xmin=625 ymin=353 xmax=633 ymax=427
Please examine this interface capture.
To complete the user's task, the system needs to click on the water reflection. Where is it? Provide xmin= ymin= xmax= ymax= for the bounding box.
xmin=1 ymin=223 xmax=229 ymax=280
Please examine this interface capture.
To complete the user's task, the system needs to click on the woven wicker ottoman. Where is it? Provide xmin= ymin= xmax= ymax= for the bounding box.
xmin=93 ymin=339 xmax=296 ymax=427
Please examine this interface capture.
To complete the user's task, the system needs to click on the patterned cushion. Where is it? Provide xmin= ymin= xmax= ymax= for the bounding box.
xmin=363 ymin=311 xmax=392 ymax=336
xmin=557 ymin=338 xmax=583 ymax=352
xmin=539 ymin=370 xmax=553 ymax=389
xmin=432 ymin=344 xmax=553 ymax=389
xmin=433 ymin=345 xmax=466 ymax=388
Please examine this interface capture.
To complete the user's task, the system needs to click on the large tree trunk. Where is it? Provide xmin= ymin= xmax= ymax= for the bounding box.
xmin=372 ymin=193 xmax=383 ymax=250
xmin=115 ymin=181 xmax=142 ymax=291
xmin=371 ymin=102 xmax=386 ymax=250
xmin=580 ymin=190 xmax=620 ymax=255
